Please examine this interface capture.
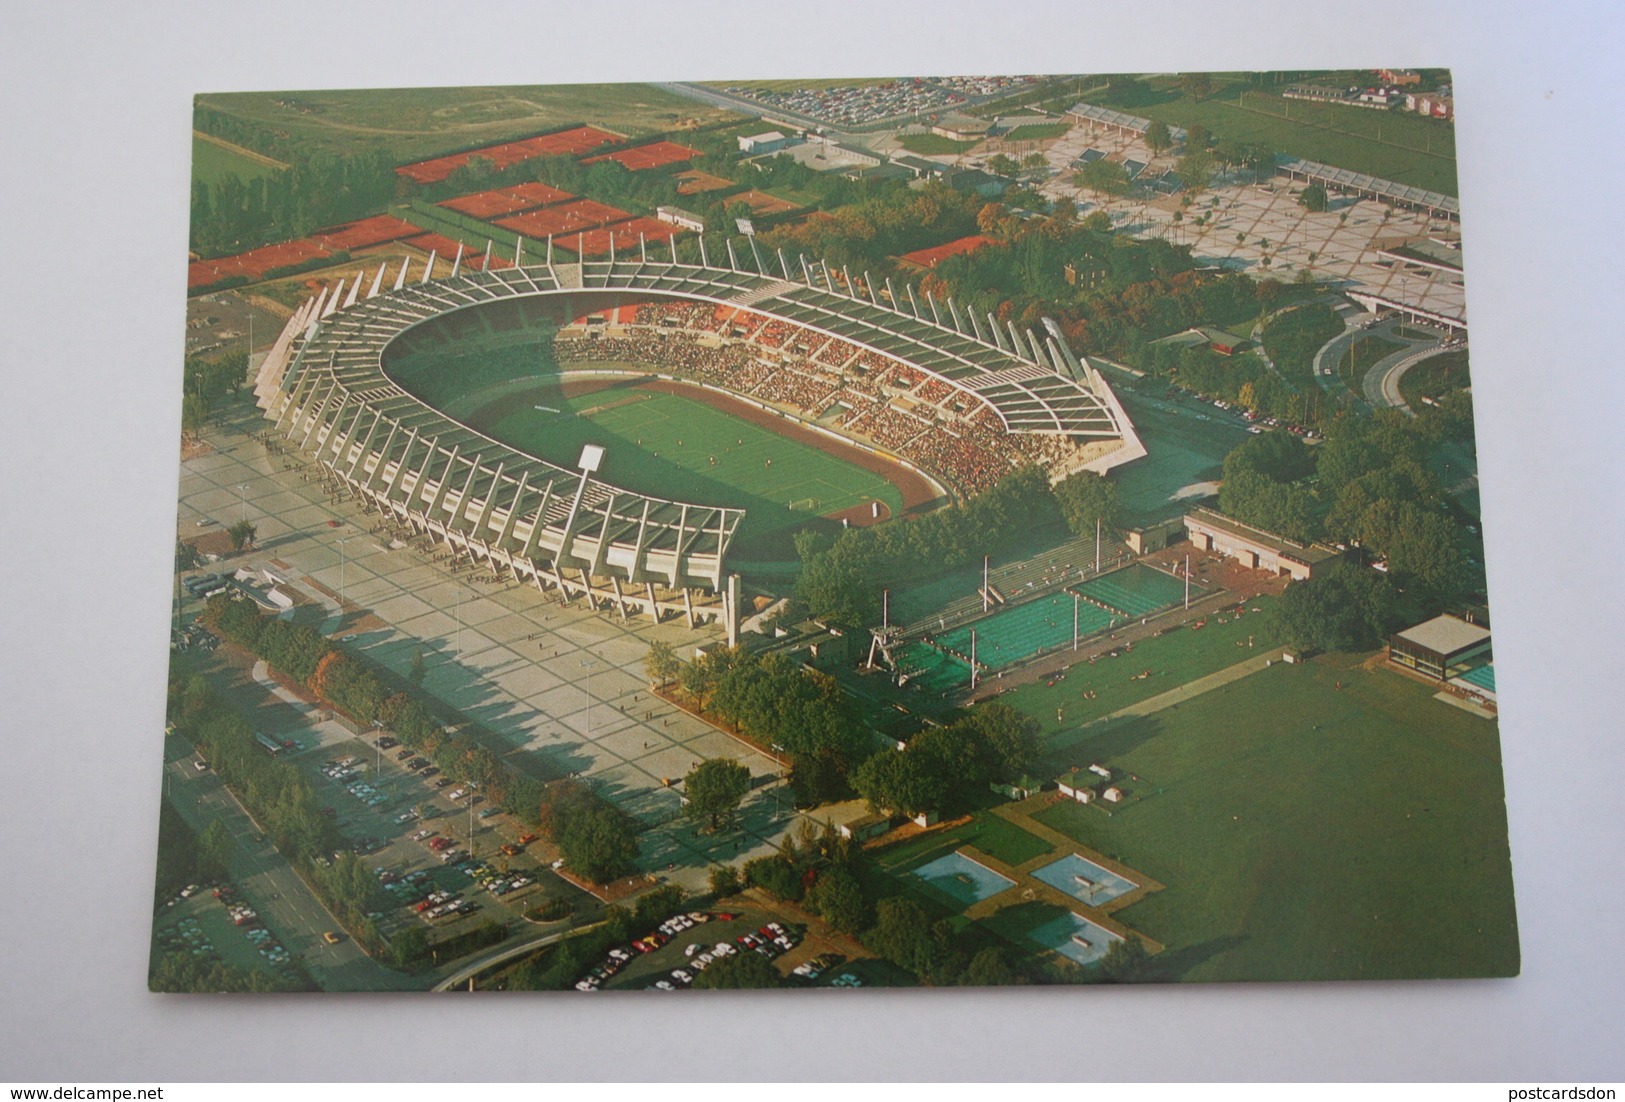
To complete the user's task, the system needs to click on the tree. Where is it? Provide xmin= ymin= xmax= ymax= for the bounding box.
xmin=390 ymin=926 xmax=430 ymax=969
xmin=804 ymin=866 xmax=870 ymax=935
xmin=175 ymin=539 xmax=202 ymax=573
xmin=553 ymin=802 xmax=640 ymax=885
xmin=964 ymin=700 xmax=1040 ymax=781
xmin=962 ymin=946 xmax=1022 ymax=986
xmin=1180 ymin=73 xmax=1215 ymax=103
xmin=181 ymin=393 xmax=211 ymax=437
xmin=692 ymin=950 xmax=782 ymax=989
xmin=1145 ymin=119 xmax=1173 ymax=155
xmin=408 ymin=646 xmax=427 ymax=686
xmin=1074 ymin=158 xmax=1130 ymax=197
xmin=742 ymin=854 xmax=803 ymax=902
xmin=1052 ymin=470 xmax=1121 ymax=537
xmin=987 ymin=153 xmax=1020 ymax=177
xmin=197 ymin=819 xmax=234 ymax=881
xmin=708 ymin=864 xmax=741 ymax=898
xmin=1298 ymin=183 xmax=1329 ymax=212
xmin=1098 ymin=936 xmax=1155 ymax=982
xmin=1020 ymin=151 xmax=1048 ymax=171
xmin=852 ymin=748 xmax=948 ymax=818
xmin=226 ymin=520 xmax=257 ymax=551
xmin=1175 ymin=148 xmax=1215 ymax=196
xmin=682 ymin=758 xmax=752 ymax=834
xmin=643 ymin=641 xmax=681 ymax=688
xmin=864 ymin=897 xmax=965 ymax=984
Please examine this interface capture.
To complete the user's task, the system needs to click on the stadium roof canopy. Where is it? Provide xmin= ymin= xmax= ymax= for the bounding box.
xmin=255 ymin=239 xmax=1139 ymax=591
xmin=1277 ymin=157 xmax=1459 ymax=216
xmin=1065 ymin=102 xmax=1187 ymax=142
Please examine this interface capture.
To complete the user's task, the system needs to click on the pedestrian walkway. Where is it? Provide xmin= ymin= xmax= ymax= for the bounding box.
xmin=1063 ymin=647 xmax=1288 ymax=736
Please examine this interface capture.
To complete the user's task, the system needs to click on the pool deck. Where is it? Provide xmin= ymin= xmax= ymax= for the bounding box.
xmin=946 ymin=794 xmax=1167 ymax=955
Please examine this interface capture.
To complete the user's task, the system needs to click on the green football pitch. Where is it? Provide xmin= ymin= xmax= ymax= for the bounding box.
xmin=468 ymin=383 xmax=904 ymax=551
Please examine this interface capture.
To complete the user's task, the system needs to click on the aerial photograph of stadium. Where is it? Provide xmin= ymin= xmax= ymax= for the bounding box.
xmin=157 ymin=70 xmax=1516 ymax=994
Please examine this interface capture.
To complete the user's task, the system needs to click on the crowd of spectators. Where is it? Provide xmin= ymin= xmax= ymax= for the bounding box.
xmin=549 ymin=300 xmax=1085 ymax=496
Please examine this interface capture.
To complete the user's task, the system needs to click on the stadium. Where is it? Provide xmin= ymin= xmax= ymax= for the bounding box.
xmin=253 ymin=236 xmax=1144 ymax=625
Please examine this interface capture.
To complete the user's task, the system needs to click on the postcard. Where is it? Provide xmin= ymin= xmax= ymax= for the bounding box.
xmin=156 ymin=71 xmax=1515 ymax=993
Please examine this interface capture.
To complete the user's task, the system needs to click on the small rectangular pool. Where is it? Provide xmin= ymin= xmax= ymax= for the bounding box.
xmin=1032 ymin=853 xmax=1138 ymax=906
xmin=909 ymin=850 xmax=1016 ymax=906
xmin=1028 ymin=911 xmax=1124 ymax=966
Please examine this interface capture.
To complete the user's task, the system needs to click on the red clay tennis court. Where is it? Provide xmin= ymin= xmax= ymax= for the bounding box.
xmin=437 ymin=182 xmax=575 ymax=219
xmin=494 ymin=198 xmax=632 ymax=239
xmin=731 ymin=189 xmax=802 ymax=215
xmin=396 ymin=125 xmax=621 ymax=184
xmin=582 ymin=140 xmax=699 ymax=172
xmin=675 ymin=169 xmax=737 ymax=195
xmin=312 ymin=215 xmax=423 ymax=251
xmin=189 ymin=238 xmax=332 ymax=288
xmin=550 ymin=217 xmax=682 ymax=257
xmin=898 ymin=234 xmax=1003 ymax=269
xmin=401 ymin=232 xmax=473 ymax=259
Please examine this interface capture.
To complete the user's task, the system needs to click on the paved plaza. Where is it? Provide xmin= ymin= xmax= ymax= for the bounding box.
xmin=1033 ymin=125 xmax=1466 ymax=326
xmin=178 ymin=409 xmax=794 ymax=893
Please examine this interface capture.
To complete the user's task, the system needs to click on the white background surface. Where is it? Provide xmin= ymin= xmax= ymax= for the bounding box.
xmin=1 ymin=0 xmax=1621 ymax=1082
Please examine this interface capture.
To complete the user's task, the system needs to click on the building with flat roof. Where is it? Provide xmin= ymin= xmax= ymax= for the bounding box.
xmin=655 ymin=206 xmax=706 ymax=233
xmin=931 ymin=114 xmax=992 ymax=141
xmin=1389 ymin=614 xmax=1491 ymax=681
xmin=738 ymin=130 xmax=794 ymax=155
xmin=1183 ymin=507 xmax=1341 ymax=580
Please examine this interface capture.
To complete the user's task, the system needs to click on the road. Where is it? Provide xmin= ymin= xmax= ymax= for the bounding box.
xmin=1367 ymin=339 xmax=1453 ymax=414
xmin=432 ymin=923 xmax=593 ymax=991
xmin=162 ymin=738 xmax=420 ymax=991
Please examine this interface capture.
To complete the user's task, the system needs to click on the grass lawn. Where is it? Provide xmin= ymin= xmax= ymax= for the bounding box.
xmin=900 ymin=133 xmax=981 ymax=156
xmin=876 ymin=809 xmax=1054 ymax=883
xmin=196 ymin=85 xmax=740 ymax=163
xmin=192 ymin=134 xmax=281 ymax=188
xmin=1026 ymin=652 xmax=1518 ymax=981
xmin=1401 ymin=349 xmax=1471 ymax=408
xmin=470 ymin=381 xmax=903 ymax=549
xmin=1133 ymin=80 xmax=1458 ymax=196
xmin=1002 ymin=595 xmax=1283 ymax=742
xmin=1003 ymin=122 xmax=1070 ymax=142
xmin=1339 ymin=334 xmax=1405 ymax=392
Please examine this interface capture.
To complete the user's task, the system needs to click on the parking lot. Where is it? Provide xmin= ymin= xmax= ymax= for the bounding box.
xmin=177 ymin=404 xmax=801 ymax=895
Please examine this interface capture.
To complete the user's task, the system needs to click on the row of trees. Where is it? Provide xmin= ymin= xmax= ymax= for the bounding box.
xmin=153 ymin=794 xmax=233 ymax=910
xmin=659 ymin=644 xmax=865 ymax=807
xmin=189 ymin=150 xmax=398 ymax=257
xmin=794 ymin=466 xmax=1061 ymax=626
xmin=1217 ymin=408 xmax=1480 ymax=643
xmin=201 ymin=594 xmax=648 ymax=891
xmin=149 ymin=951 xmax=313 ymax=994
xmin=166 ymin=672 xmax=393 ymax=952
xmin=203 ymin=595 xmax=550 ymax=823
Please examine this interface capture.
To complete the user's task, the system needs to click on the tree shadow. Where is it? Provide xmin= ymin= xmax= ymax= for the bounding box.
xmin=1145 ymin=932 xmax=1249 ymax=982
xmin=1039 ymin=713 xmax=1166 ymax=776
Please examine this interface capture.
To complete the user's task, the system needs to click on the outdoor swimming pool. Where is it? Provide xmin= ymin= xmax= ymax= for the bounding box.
xmin=908 ymin=850 xmax=1016 ymax=906
xmin=1031 ymin=853 xmax=1139 ymax=906
xmin=1028 ymin=911 xmax=1124 ymax=966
